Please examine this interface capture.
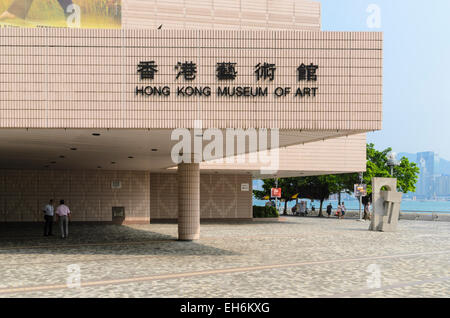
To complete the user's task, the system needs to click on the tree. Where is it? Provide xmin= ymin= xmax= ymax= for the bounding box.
xmin=329 ymin=173 xmax=359 ymax=206
xmin=296 ymin=176 xmax=332 ymax=217
xmin=296 ymin=174 xmax=358 ymax=217
xmin=254 ymin=174 xmax=358 ymax=217
xmin=253 ymin=177 xmax=301 ymax=215
xmin=362 ymin=143 xmax=420 ymax=205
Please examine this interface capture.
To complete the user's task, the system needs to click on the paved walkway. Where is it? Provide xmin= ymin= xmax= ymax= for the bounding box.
xmin=0 ymin=217 xmax=449 ymax=298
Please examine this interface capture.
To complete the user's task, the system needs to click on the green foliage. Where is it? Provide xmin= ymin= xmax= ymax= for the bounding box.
xmin=393 ymin=157 xmax=420 ymax=193
xmin=363 ymin=143 xmax=420 ymax=196
xmin=253 ymin=205 xmax=279 ymax=218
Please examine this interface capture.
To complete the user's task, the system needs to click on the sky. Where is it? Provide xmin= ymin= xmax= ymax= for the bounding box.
xmin=320 ymin=0 xmax=450 ymax=160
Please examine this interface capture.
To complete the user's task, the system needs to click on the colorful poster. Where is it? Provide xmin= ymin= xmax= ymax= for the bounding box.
xmin=0 ymin=0 xmax=121 ymax=28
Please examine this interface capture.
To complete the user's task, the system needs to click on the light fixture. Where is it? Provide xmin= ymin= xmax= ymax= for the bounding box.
xmin=387 ymin=152 xmax=399 ymax=175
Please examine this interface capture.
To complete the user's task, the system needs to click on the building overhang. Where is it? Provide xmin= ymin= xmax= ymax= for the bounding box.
xmin=0 ymin=128 xmax=365 ymax=173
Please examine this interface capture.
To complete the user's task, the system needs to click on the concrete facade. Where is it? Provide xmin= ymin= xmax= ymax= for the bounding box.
xmin=122 ymin=0 xmax=322 ymax=31
xmin=0 ymin=1 xmax=383 ymax=240
xmin=201 ymin=133 xmax=368 ymax=178
xmin=151 ymin=173 xmax=252 ymax=220
xmin=0 ymin=169 xmax=253 ymax=223
xmin=0 ymin=169 xmax=150 ymax=223
xmin=0 ymin=28 xmax=382 ymax=131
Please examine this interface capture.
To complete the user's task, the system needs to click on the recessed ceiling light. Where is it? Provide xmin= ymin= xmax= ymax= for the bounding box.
xmin=70 ymin=148 xmax=77 ymax=151
xmin=92 ymin=133 xmax=101 ymax=136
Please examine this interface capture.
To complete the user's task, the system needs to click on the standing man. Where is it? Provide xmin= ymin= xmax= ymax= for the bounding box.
xmin=43 ymin=199 xmax=54 ymax=236
xmin=326 ymin=203 xmax=333 ymax=218
xmin=341 ymin=202 xmax=346 ymax=219
xmin=56 ymin=200 xmax=71 ymax=239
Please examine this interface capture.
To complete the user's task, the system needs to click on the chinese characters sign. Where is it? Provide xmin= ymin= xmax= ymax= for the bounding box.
xmin=136 ymin=61 xmax=319 ymax=99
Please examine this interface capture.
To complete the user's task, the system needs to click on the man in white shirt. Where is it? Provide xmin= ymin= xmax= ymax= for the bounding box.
xmin=43 ymin=199 xmax=54 ymax=236
xmin=56 ymin=200 xmax=71 ymax=239
xmin=341 ymin=202 xmax=346 ymax=219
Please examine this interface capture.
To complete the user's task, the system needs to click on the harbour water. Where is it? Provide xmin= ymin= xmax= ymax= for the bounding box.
xmin=253 ymin=198 xmax=450 ymax=213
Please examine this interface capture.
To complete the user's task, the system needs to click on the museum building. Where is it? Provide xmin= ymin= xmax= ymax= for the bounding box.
xmin=0 ymin=0 xmax=382 ymax=240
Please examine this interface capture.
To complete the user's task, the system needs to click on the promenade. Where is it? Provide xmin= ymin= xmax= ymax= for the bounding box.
xmin=0 ymin=217 xmax=448 ymax=298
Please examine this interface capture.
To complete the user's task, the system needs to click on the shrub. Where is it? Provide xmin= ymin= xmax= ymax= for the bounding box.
xmin=253 ymin=205 xmax=279 ymax=218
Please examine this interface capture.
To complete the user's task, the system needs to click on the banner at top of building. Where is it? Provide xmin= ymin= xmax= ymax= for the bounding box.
xmin=0 ymin=0 xmax=121 ymax=29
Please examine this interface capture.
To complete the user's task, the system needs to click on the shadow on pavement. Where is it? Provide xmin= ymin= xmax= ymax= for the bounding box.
xmin=0 ymin=223 xmax=239 ymax=257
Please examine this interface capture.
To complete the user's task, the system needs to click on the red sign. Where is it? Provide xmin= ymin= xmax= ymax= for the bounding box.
xmin=354 ymin=184 xmax=367 ymax=197
xmin=271 ymin=188 xmax=282 ymax=198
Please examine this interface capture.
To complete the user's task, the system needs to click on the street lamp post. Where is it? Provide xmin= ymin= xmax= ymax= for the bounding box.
xmin=358 ymin=172 xmax=363 ymax=220
xmin=387 ymin=152 xmax=399 ymax=176
xmin=275 ymin=177 xmax=279 ymax=214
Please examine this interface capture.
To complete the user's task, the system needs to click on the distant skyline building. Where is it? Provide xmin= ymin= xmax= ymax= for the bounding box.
xmin=436 ymin=175 xmax=450 ymax=197
xmin=416 ymin=152 xmax=436 ymax=198
xmin=409 ymin=151 xmax=450 ymax=198
xmin=398 ymin=151 xmax=450 ymax=198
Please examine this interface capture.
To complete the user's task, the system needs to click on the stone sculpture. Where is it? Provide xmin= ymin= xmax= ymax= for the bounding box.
xmin=369 ymin=178 xmax=403 ymax=232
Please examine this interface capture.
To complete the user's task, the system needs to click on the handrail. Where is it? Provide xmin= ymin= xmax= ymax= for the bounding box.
xmin=342 ymin=209 xmax=450 ymax=214
xmin=400 ymin=210 xmax=450 ymax=214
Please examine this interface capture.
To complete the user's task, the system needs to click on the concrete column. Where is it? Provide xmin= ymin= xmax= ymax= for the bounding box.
xmin=177 ymin=162 xmax=200 ymax=240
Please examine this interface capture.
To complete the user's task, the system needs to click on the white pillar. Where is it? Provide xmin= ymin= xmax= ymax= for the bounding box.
xmin=177 ymin=162 xmax=200 ymax=240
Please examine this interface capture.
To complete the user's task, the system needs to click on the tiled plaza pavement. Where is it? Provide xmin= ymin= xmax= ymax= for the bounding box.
xmin=0 ymin=217 xmax=449 ymax=298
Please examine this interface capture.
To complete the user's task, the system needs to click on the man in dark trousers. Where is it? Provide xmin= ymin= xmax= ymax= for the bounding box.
xmin=326 ymin=203 xmax=333 ymax=218
xmin=0 ymin=0 xmax=74 ymax=20
xmin=43 ymin=199 xmax=55 ymax=236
